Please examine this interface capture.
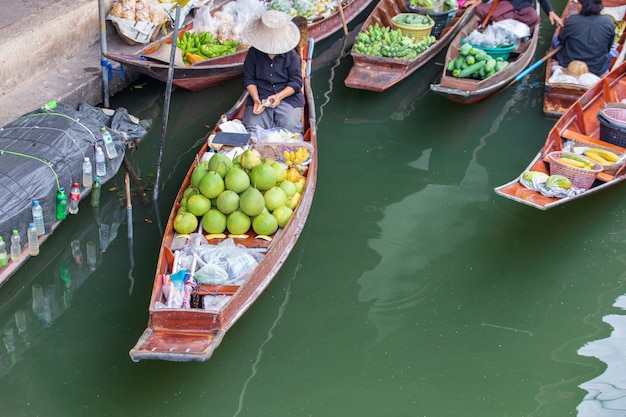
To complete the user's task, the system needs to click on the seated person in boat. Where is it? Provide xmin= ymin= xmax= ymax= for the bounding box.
xmin=471 ymin=0 xmax=563 ymax=33
xmin=553 ymin=0 xmax=616 ymax=76
xmin=242 ymin=10 xmax=304 ymax=135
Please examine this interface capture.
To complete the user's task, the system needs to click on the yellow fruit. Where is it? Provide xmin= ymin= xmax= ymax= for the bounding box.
xmin=557 ymin=157 xmax=586 ymax=169
xmin=584 ymin=151 xmax=609 ymax=165
xmin=588 ymin=148 xmax=619 ymax=162
xmin=286 ymin=167 xmax=302 ymax=182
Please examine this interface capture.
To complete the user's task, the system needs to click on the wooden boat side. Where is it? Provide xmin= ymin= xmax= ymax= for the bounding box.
xmin=105 ymin=0 xmax=373 ymax=90
xmin=130 ymin=60 xmax=318 ymax=362
xmin=430 ymin=15 xmax=540 ymax=104
xmin=543 ymin=0 xmax=626 ymax=117
xmin=495 ymin=61 xmax=626 ymax=210
xmin=344 ymin=1 xmax=475 ymax=91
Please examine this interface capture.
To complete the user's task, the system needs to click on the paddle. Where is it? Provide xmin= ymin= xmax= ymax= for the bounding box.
xmin=293 ymin=16 xmax=309 ymax=74
xmin=125 ymin=171 xmax=135 ymax=295
xmin=337 ymin=0 xmax=349 ymax=36
xmin=507 ymin=45 xmax=563 ymax=88
xmin=478 ymin=0 xmax=500 ymax=31
xmin=153 ymin=5 xmax=181 ymax=201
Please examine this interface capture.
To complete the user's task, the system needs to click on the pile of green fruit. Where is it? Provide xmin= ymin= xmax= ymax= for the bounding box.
xmin=447 ymin=42 xmax=509 ymax=79
xmin=354 ymin=23 xmax=436 ymax=60
xmin=174 ymin=149 xmax=307 ymax=238
xmin=177 ymin=31 xmax=238 ymax=63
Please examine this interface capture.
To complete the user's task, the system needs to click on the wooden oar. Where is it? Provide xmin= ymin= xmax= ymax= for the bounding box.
xmin=337 ymin=0 xmax=348 ymax=36
xmin=478 ymin=0 xmax=500 ymax=31
xmin=507 ymin=45 xmax=563 ymax=88
xmin=293 ymin=16 xmax=309 ymax=74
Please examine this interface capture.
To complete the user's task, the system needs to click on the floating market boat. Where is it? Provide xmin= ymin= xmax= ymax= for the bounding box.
xmin=344 ymin=0 xmax=475 ymax=92
xmin=104 ymin=0 xmax=373 ymax=91
xmin=129 ymin=36 xmax=317 ymax=362
xmin=430 ymin=12 xmax=540 ymax=104
xmin=543 ymin=0 xmax=626 ymax=117
xmin=494 ymin=61 xmax=626 ymax=210
xmin=0 ymin=103 xmax=145 ymax=288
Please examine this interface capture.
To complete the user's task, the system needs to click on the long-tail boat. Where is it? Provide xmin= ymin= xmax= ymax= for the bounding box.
xmin=495 ymin=61 xmax=626 ymax=210
xmin=129 ymin=32 xmax=317 ymax=361
xmin=543 ymin=0 xmax=626 ymax=117
xmin=343 ymin=0 xmax=475 ymax=92
xmin=104 ymin=0 xmax=373 ymax=91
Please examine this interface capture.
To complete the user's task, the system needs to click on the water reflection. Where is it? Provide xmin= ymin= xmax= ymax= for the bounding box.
xmin=577 ymin=295 xmax=626 ymax=416
xmin=0 ymin=198 xmax=126 ymax=377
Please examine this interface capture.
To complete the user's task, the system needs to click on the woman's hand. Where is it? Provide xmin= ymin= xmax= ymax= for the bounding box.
xmin=549 ymin=11 xmax=563 ymax=27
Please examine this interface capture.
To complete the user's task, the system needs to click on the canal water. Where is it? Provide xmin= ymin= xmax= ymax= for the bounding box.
xmin=2 ymin=5 xmax=626 ymax=417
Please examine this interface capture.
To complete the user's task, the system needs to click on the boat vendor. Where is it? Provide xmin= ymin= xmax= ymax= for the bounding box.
xmin=241 ymin=10 xmax=305 ymax=135
xmin=552 ymin=0 xmax=616 ymax=76
xmin=468 ymin=0 xmax=563 ymax=33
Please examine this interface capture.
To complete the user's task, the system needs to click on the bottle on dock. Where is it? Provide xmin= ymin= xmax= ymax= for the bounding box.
xmin=56 ymin=187 xmax=68 ymax=220
xmin=82 ymin=157 xmax=93 ymax=188
xmin=101 ymin=127 xmax=118 ymax=159
xmin=41 ymin=100 xmax=57 ymax=112
xmin=95 ymin=146 xmax=106 ymax=177
xmin=0 ymin=237 xmax=8 ymax=267
xmin=27 ymin=223 xmax=39 ymax=256
xmin=10 ymin=230 xmax=21 ymax=262
xmin=68 ymin=183 xmax=80 ymax=215
xmin=91 ymin=177 xmax=101 ymax=208
xmin=32 ymin=200 xmax=45 ymax=236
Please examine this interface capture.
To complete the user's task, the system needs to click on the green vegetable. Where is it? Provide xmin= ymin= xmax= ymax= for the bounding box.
xmin=457 ymin=61 xmax=486 ymax=78
xmin=545 ymin=174 xmax=572 ymax=190
xmin=522 ymin=171 xmax=550 ymax=183
xmin=459 ymin=43 xmax=472 ymax=56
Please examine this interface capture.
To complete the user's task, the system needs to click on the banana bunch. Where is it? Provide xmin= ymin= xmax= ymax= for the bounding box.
xmin=584 ymin=148 xmax=620 ymax=165
xmin=283 ymin=147 xmax=309 ymax=166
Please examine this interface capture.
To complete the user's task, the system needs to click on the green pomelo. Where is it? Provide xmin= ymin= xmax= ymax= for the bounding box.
xmin=249 ymin=163 xmax=277 ymax=191
xmin=216 ymin=190 xmax=240 ymax=214
xmin=174 ymin=211 xmax=198 ymax=234
xmin=239 ymin=187 xmax=265 ymax=217
xmin=199 ymin=171 xmax=225 ymax=199
xmin=191 ymin=166 xmax=208 ymax=188
xmin=198 ymin=160 xmax=210 ymax=169
xmin=264 ymin=186 xmax=288 ymax=212
xmin=184 ymin=187 xmax=200 ymax=198
xmin=186 ymin=194 xmax=211 ymax=216
xmin=252 ymin=212 xmax=278 ymax=236
xmin=227 ymin=210 xmax=251 ymax=235
xmin=208 ymin=153 xmax=233 ymax=177
xmin=233 ymin=162 xmax=243 ymax=170
xmin=272 ymin=162 xmax=287 ymax=183
xmin=272 ymin=205 xmax=293 ymax=228
xmin=202 ymin=209 xmax=227 ymax=234
xmin=294 ymin=178 xmax=305 ymax=194
xmin=278 ymin=180 xmax=296 ymax=197
xmin=233 ymin=154 xmax=242 ymax=164
xmin=287 ymin=192 xmax=301 ymax=210
xmin=224 ymin=167 xmax=250 ymax=193
xmin=262 ymin=157 xmax=276 ymax=165
xmin=240 ymin=149 xmax=262 ymax=170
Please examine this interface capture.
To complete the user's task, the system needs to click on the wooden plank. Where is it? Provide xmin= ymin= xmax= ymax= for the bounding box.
xmin=560 ymin=129 xmax=626 ymax=152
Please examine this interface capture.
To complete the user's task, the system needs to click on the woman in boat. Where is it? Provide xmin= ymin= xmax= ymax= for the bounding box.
xmin=241 ymin=10 xmax=304 ymax=135
xmin=471 ymin=0 xmax=563 ymax=33
xmin=553 ymin=0 xmax=616 ymax=76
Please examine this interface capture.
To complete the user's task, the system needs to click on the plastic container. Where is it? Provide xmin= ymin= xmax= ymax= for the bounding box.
xmin=56 ymin=187 xmax=68 ymax=220
xmin=462 ymin=38 xmax=516 ymax=60
xmin=71 ymin=239 xmax=83 ymax=266
xmin=95 ymin=146 xmax=106 ymax=176
xmin=10 ymin=229 xmax=21 ymax=262
xmin=32 ymin=200 xmax=45 ymax=236
xmin=86 ymin=241 xmax=96 ymax=271
xmin=101 ymin=127 xmax=118 ymax=159
xmin=27 ymin=222 xmax=39 ymax=256
xmin=598 ymin=106 xmax=626 ymax=147
xmin=91 ymin=177 xmax=101 ymax=208
xmin=0 ymin=237 xmax=8 ymax=267
xmin=69 ymin=182 xmax=80 ymax=215
xmin=82 ymin=157 xmax=93 ymax=188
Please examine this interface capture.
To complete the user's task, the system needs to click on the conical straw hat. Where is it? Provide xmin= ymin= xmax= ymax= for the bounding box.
xmin=244 ymin=10 xmax=300 ymax=54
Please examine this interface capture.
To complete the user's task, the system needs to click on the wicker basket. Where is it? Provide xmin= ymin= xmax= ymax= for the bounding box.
xmin=548 ymin=151 xmax=602 ymax=190
xmin=112 ymin=20 xmax=160 ymax=46
xmin=392 ymin=14 xmax=434 ymax=41
xmin=568 ymin=141 xmax=625 ymax=175
xmin=598 ymin=105 xmax=626 ymax=147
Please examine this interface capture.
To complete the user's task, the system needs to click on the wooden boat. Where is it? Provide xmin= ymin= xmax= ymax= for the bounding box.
xmin=344 ymin=0 xmax=475 ymax=92
xmin=104 ymin=0 xmax=373 ymax=91
xmin=430 ymin=13 xmax=540 ymax=104
xmin=494 ymin=61 xmax=626 ymax=210
xmin=129 ymin=37 xmax=317 ymax=362
xmin=543 ymin=0 xmax=626 ymax=117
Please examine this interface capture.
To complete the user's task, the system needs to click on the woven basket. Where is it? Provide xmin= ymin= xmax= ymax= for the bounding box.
xmin=112 ymin=20 xmax=160 ymax=46
xmin=392 ymin=14 xmax=434 ymax=41
xmin=548 ymin=151 xmax=602 ymax=190
xmin=598 ymin=105 xmax=626 ymax=147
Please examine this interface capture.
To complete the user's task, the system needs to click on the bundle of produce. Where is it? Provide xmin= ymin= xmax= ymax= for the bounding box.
xmin=178 ymin=31 xmax=239 ymax=65
xmin=268 ymin=0 xmax=338 ymax=21
xmin=354 ymin=23 xmax=436 ymax=60
xmin=447 ymin=42 xmax=509 ymax=79
xmin=110 ymin=0 xmax=169 ymax=25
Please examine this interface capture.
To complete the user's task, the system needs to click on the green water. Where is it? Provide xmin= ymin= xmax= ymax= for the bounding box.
xmin=1 ymin=9 xmax=626 ymax=417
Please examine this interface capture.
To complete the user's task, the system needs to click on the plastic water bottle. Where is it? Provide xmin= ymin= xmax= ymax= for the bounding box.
xmin=86 ymin=241 xmax=96 ymax=271
xmin=0 ymin=237 xmax=8 ymax=267
xmin=10 ymin=230 xmax=21 ymax=262
xmin=91 ymin=176 xmax=101 ymax=208
xmin=56 ymin=187 xmax=68 ymax=220
xmin=101 ymin=127 xmax=118 ymax=159
xmin=27 ymin=222 xmax=39 ymax=256
xmin=82 ymin=157 xmax=93 ymax=188
xmin=68 ymin=182 xmax=80 ymax=215
xmin=95 ymin=146 xmax=106 ymax=177
xmin=32 ymin=200 xmax=45 ymax=236
xmin=71 ymin=240 xmax=83 ymax=266
xmin=41 ymin=100 xmax=57 ymax=112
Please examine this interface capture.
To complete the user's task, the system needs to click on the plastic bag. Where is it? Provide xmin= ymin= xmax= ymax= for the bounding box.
xmin=254 ymin=126 xmax=304 ymax=143
xmin=464 ymin=25 xmax=515 ymax=48
xmin=160 ymin=270 xmax=194 ymax=308
xmin=492 ymin=19 xmax=531 ymax=40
